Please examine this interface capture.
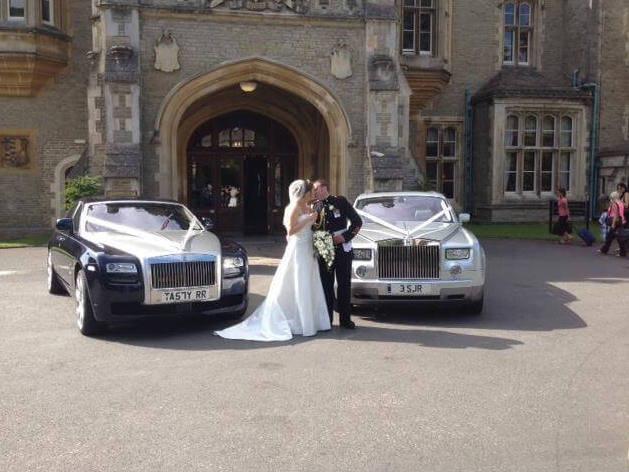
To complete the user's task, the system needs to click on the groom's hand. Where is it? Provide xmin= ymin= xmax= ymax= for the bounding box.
xmin=333 ymin=235 xmax=346 ymax=244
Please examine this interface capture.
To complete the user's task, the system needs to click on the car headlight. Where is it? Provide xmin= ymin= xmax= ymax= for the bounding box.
xmin=445 ymin=248 xmax=471 ymax=260
xmin=352 ymin=248 xmax=372 ymax=260
xmin=106 ymin=262 xmax=137 ymax=274
xmin=222 ymin=256 xmax=245 ymax=277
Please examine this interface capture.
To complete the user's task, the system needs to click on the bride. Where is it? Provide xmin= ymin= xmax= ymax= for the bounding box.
xmin=215 ymin=179 xmax=331 ymax=341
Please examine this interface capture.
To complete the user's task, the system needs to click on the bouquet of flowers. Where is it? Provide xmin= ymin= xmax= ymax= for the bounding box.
xmin=313 ymin=230 xmax=335 ymax=270
xmin=312 ymin=206 xmax=335 ymax=270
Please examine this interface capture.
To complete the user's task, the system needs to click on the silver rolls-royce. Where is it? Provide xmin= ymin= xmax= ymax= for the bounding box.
xmin=350 ymin=192 xmax=486 ymax=314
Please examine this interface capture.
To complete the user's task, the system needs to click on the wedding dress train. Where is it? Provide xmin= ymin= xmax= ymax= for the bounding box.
xmin=215 ymin=214 xmax=331 ymax=341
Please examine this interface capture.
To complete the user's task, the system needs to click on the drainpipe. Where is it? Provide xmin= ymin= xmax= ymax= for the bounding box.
xmin=573 ymin=69 xmax=600 ymax=220
xmin=464 ymin=89 xmax=474 ymax=214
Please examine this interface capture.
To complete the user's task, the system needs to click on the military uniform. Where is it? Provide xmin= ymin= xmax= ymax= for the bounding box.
xmin=314 ymin=195 xmax=362 ymax=327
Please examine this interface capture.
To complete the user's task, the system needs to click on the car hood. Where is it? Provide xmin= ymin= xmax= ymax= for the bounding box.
xmin=84 ymin=230 xmax=221 ymax=258
xmin=355 ymin=221 xmax=461 ymax=244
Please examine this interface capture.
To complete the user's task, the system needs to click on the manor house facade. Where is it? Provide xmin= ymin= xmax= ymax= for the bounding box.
xmin=0 ymin=0 xmax=627 ymax=236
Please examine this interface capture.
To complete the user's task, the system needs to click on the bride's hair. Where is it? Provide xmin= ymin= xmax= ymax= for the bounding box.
xmin=288 ymin=179 xmax=313 ymax=203
xmin=284 ymin=179 xmax=313 ymax=230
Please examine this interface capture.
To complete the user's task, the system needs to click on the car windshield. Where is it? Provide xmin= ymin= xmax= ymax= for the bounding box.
xmin=356 ymin=195 xmax=453 ymax=223
xmin=84 ymin=202 xmax=201 ymax=233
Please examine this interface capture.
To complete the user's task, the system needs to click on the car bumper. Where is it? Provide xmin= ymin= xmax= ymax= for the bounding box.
xmin=89 ymin=275 xmax=248 ymax=322
xmin=351 ymin=277 xmax=483 ymax=306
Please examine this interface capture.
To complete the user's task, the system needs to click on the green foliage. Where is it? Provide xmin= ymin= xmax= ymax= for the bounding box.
xmin=65 ymin=175 xmax=102 ymax=210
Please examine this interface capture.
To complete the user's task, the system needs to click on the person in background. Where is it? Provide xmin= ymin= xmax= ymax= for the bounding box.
xmin=599 ymin=191 xmax=626 ymax=257
xmin=555 ymin=188 xmax=573 ymax=244
xmin=617 ymin=182 xmax=629 ymax=225
xmin=598 ymin=208 xmax=609 ymax=242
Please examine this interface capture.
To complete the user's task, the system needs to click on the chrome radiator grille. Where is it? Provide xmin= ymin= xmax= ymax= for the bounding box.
xmin=150 ymin=261 xmax=216 ymax=289
xmin=378 ymin=244 xmax=440 ymax=280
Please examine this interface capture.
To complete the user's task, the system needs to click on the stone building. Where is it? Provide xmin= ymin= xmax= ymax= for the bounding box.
xmin=0 ymin=0 xmax=627 ymax=236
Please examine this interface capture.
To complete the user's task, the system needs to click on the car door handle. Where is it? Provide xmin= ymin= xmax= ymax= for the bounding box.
xmin=57 ymin=236 xmax=66 ymax=242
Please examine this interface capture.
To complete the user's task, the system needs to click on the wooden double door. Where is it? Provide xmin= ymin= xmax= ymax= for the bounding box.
xmin=188 ymin=152 xmax=296 ymax=235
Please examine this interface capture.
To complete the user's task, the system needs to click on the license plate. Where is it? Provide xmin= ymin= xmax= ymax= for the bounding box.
xmin=161 ymin=289 xmax=210 ymax=304
xmin=385 ymin=283 xmax=432 ymax=296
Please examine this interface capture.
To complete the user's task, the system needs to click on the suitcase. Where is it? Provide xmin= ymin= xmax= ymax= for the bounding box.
xmin=577 ymin=228 xmax=596 ymax=246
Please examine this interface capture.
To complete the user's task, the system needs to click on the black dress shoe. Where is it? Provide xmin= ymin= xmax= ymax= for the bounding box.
xmin=340 ymin=320 xmax=356 ymax=329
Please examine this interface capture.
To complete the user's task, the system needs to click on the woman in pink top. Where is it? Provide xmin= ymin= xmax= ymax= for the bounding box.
xmin=554 ymin=188 xmax=573 ymax=244
xmin=599 ymin=191 xmax=627 ymax=257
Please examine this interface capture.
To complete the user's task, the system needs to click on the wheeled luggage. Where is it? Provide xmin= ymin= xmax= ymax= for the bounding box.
xmin=577 ymin=227 xmax=595 ymax=246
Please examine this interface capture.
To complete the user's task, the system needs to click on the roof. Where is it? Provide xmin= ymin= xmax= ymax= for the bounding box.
xmin=78 ymin=197 xmax=182 ymax=205
xmin=355 ymin=191 xmax=447 ymax=200
xmin=472 ymin=67 xmax=592 ymax=104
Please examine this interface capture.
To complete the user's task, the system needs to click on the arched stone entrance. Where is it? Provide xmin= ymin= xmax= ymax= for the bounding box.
xmin=154 ymin=57 xmax=351 ymax=205
xmin=186 ymin=110 xmax=301 ymax=234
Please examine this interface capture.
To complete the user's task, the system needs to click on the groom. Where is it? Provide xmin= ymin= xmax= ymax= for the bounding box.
xmin=313 ymin=179 xmax=362 ymax=329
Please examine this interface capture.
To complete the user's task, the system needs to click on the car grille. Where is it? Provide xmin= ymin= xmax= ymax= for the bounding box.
xmin=150 ymin=261 xmax=216 ymax=289
xmin=378 ymin=244 xmax=440 ymax=280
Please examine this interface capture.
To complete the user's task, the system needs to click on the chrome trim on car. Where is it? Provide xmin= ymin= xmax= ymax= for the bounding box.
xmin=377 ymin=241 xmax=440 ymax=280
xmin=144 ymin=254 xmax=221 ymax=305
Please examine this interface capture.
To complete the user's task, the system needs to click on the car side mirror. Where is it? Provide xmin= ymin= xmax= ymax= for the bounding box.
xmin=56 ymin=218 xmax=74 ymax=234
xmin=200 ymin=217 xmax=214 ymax=231
xmin=459 ymin=213 xmax=471 ymax=224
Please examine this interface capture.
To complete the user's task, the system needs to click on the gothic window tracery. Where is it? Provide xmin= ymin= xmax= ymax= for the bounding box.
xmin=504 ymin=1 xmax=534 ymax=66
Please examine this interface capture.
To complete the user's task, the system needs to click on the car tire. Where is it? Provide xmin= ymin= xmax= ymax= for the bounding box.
xmin=75 ymin=269 xmax=105 ymax=336
xmin=466 ymin=292 xmax=484 ymax=315
xmin=47 ymin=251 xmax=66 ymax=295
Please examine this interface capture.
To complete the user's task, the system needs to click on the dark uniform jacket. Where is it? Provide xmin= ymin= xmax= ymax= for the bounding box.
xmin=315 ymin=195 xmax=362 ymax=244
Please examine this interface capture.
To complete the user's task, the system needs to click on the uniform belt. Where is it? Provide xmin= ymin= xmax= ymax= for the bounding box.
xmin=333 ymin=230 xmax=345 ymax=237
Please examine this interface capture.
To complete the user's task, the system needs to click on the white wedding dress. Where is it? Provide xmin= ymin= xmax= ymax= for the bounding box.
xmin=215 ymin=213 xmax=331 ymax=341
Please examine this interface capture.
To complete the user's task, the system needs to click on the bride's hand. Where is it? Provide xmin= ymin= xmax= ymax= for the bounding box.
xmin=308 ymin=211 xmax=318 ymax=223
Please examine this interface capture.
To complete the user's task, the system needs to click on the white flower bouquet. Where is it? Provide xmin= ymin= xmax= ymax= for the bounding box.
xmin=313 ymin=230 xmax=335 ymax=270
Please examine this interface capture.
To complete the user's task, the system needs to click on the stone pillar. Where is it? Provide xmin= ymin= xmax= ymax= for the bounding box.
xmin=364 ymin=3 xmax=414 ymax=192
xmin=89 ymin=1 xmax=141 ymax=198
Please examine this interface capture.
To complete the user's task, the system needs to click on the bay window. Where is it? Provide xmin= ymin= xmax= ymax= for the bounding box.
xmin=9 ymin=0 xmax=26 ymax=20
xmin=425 ymin=125 xmax=459 ymax=199
xmin=504 ymin=112 xmax=575 ymax=195
xmin=402 ymin=0 xmax=436 ymax=56
xmin=42 ymin=0 xmax=53 ymax=25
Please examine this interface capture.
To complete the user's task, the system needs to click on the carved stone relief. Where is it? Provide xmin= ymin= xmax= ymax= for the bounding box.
xmin=154 ymin=30 xmax=180 ymax=73
xmin=209 ymin=0 xmax=308 ymax=13
xmin=331 ymin=42 xmax=352 ymax=79
xmin=0 ymin=136 xmax=31 ymax=169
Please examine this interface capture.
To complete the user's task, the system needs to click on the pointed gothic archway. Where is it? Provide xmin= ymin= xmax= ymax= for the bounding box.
xmin=154 ymin=57 xmax=352 ymax=202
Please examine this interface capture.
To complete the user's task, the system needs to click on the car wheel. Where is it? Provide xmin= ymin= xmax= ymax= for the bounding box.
xmin=47 ymin=251 xmax=65 ymax=295
xmin=75 ymin=269 xmax=105 ymax=336
xmin=466 ymin=292 xmax=484 ymax=315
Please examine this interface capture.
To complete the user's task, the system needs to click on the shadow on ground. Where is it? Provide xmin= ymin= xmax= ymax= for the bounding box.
xmin=95 ymin=238 xmax=628 ymax=350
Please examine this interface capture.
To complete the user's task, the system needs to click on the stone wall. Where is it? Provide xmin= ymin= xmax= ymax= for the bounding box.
xmin=0 ymin=0 xmax=91 ymax=237
xmin=599 ymin=0 xmax=629 ymax=157
xmin=138 ymin=11 xmax=367 ymax=200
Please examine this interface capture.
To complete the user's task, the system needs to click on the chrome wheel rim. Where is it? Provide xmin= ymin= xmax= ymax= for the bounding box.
xmin=76 ymin=274 xmax=85 ymax=330
xmin=47 ymin=252 xmax=53 ymax=289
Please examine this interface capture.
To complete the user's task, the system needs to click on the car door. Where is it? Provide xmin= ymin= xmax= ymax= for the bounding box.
xmin=55 ymin=203 xmax=83 ymax=286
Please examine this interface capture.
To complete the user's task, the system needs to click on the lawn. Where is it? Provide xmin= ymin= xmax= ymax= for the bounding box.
xmin=0 ymin=236 xmax=50 ymax=249
xmin=465 ymin=222 xmax=602 ymax=242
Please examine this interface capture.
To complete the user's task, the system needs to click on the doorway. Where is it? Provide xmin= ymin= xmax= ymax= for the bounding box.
xmin=186 ymin=110 xmax=298 ymax=234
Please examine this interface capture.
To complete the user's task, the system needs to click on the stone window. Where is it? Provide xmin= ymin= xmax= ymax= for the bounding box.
xmin=42 ymin=0 xmax=53 ymax=25
xmin=218 ymin=128 xmax=258 ymax=148
xmin=425 ymin=125 xmax=458 ymax=199
xmin=402 ymin=0 xmax=436 ymax=56
xmin=8 ymin=0 xmax=26 ymax=20
xmin=504 ymin=112 xmax=575 ymax=195
xmin=504 ymin=1 xmax=534 ymax=66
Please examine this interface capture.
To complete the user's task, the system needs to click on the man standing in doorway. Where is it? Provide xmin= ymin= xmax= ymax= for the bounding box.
xmin=313 ymin=179 xmax=362 ymax=329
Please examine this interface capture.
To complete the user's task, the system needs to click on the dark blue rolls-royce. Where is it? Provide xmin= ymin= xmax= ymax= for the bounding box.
xmin=47 ymin=198 xmax=249 ymax=336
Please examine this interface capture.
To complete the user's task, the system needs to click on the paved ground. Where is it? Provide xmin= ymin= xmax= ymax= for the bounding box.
xmin=1 ymin=239 xmax=628 ymax=471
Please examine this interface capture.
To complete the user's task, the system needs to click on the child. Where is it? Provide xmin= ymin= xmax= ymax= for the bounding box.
xmin=599 ymin=209 xmax=609 ymax=242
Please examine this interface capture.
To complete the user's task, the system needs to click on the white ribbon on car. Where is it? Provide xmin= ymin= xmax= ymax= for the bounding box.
xmin=84 ymin=215 xmax=186 ymax=251
xmin=355 ymin=200 xmax=452 ymax=241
